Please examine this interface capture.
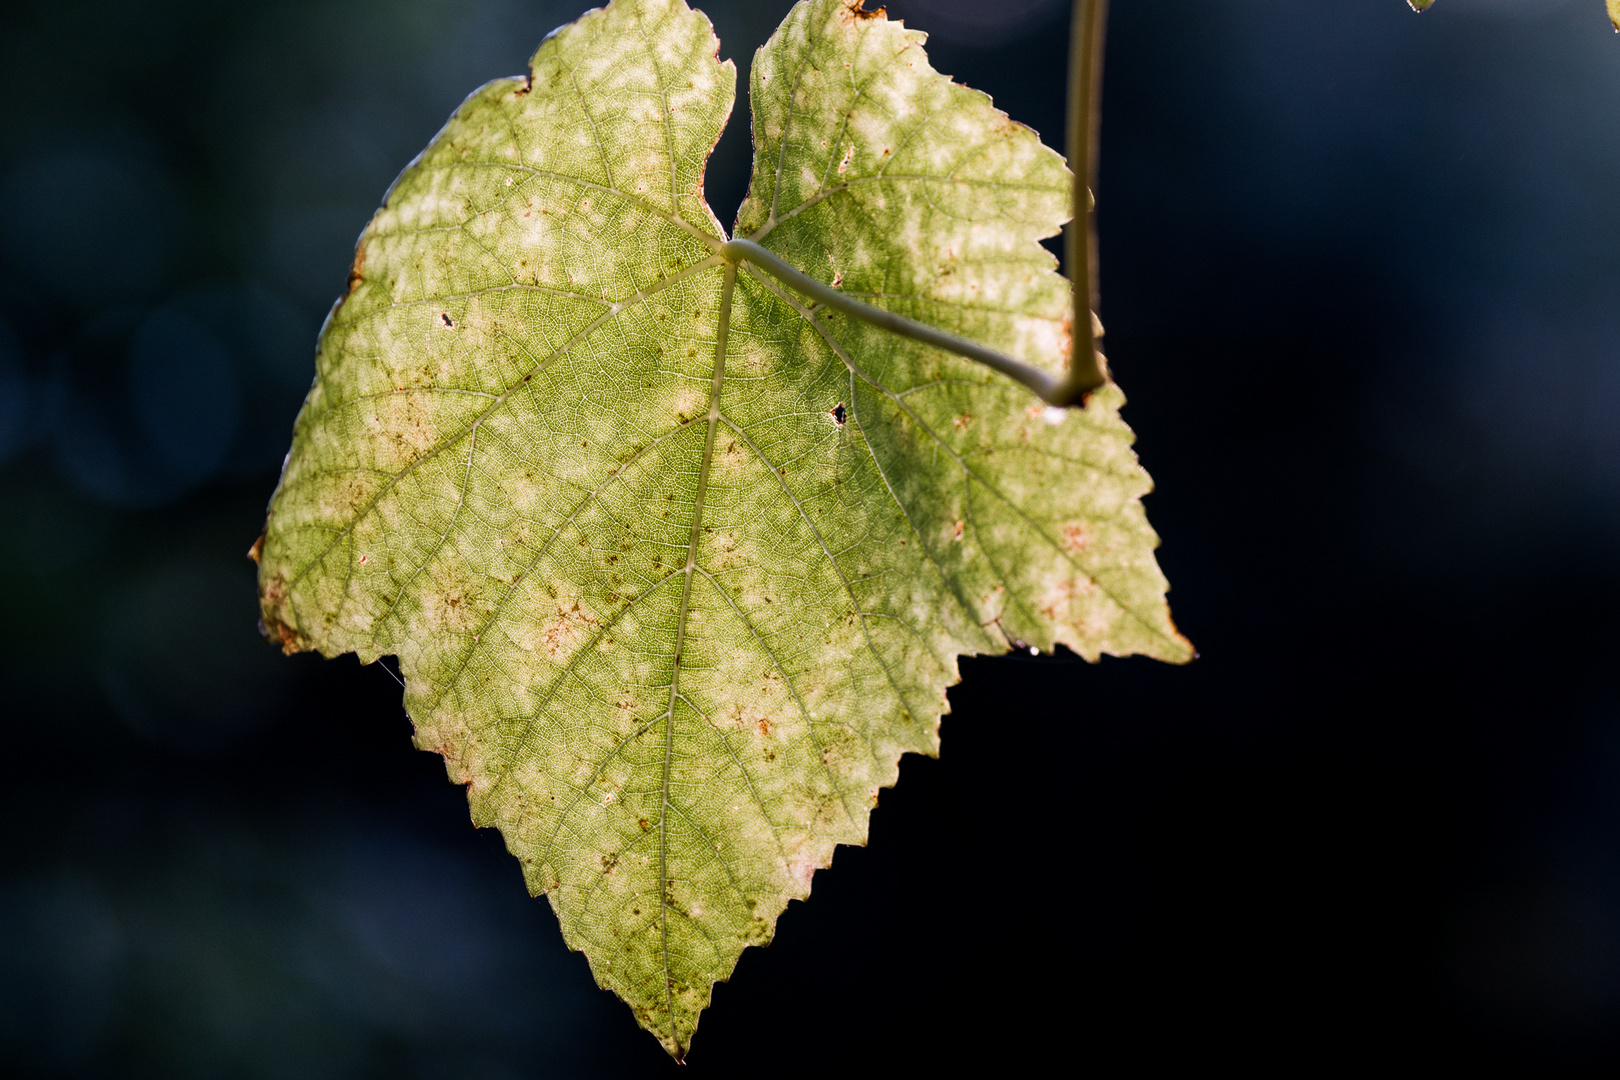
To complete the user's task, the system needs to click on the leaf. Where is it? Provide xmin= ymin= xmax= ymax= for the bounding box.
xmin=255 ymin=0 xmax=1189 ymax=1058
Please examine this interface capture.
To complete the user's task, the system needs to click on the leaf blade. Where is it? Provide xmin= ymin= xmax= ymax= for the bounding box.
xmin=258 ymin=0 xmax=1188 ymax=1059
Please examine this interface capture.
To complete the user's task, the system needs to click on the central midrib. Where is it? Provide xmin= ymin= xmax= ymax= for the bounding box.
xmin=658 ymin=259 xmax=736 ymax=1050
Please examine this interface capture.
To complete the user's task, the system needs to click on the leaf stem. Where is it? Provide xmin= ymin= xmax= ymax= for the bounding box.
xmin=720 ymin=238 xmax=1075 ymax=406
xmin=1063 ymin=0 xmax=1109 ymax=404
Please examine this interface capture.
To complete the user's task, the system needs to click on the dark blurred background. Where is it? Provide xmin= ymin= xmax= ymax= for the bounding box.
xmin=1 ymin=0 xmax=1617 ymax=1073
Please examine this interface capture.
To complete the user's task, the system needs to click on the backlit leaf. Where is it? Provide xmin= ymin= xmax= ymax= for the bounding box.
xmin=256 ymin=0 xmax=1188 ymax=1057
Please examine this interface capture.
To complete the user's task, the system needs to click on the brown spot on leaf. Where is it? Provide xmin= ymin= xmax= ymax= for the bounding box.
xmin=536 ymin=597 xmax=598 ymax=660
xmin=258 ymin=573 xmax=312 ymax=655
xmin=1062 ymin=523 xmax=1090 ymax=552
xmin=246 ymin=533 xmax=264 ymax=563
xmin=991 ymin=112 xmax=1035 ymax=140
xmin=1038 ymin=575 xmax=1098 ymax=622
xmin=346 ymin=242 xmax=367 ymax=294
xmin=264 ymin=614 xmax=308 ymax=654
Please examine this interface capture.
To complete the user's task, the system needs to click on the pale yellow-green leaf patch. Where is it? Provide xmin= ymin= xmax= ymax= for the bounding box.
xmin=257 ymin=0 xmax=1188 ymax=1058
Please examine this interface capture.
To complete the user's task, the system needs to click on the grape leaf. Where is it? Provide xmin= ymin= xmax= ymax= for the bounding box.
xmin=255 ymin=0 xmax=1189 ymax=1057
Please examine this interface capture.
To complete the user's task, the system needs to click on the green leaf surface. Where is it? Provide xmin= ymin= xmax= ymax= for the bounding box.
xmin=256 ymin=0 xmax=1188 ymax=1057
